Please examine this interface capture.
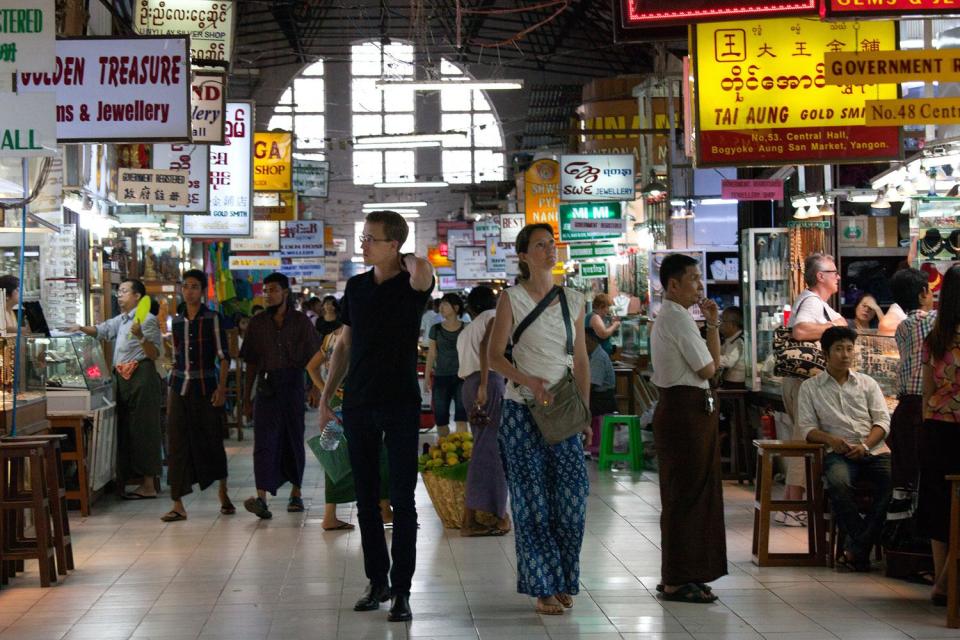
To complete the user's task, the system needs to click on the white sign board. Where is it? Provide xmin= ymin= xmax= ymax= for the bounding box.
xmin=0 ymin=93 xmax=56 ymax=157
xmin=486 ymin=239 xmax=517 ymax=275
xmin=293 ymin=159 xmax=329 ymax=197
xmin=559 ymin=154 xmax=635 ymax=201
xmin=116 ymin=167 xmax=189 ymax=205
xmin=134 ymin=0 xmax=236 ymax=64
xmin=456 ymin=245 xmax=505 ymax=281
xmin=191 ymin=70 xmax=225 ymax=143
xmin=152 ymin=143 xmax=209 ymax=212
xmin=280 ymin=259 xmax=326 ymax=280
xmin=0 ymin=0 xmax=55 ymax=76
xmin=231 ymin=221 xmax=280 ymax=252
xmin=474 ymin=219 xmax=500 ymax=241
xmin=281 ymin=221 xmax=325 ymax=258
xmin=446 ymin=228 xmax=475 ymax=261
xmin=183 ymin=102 xmax=253 ymax=237
xmin=228 ymin=253 xmax=280 ymax=270
xmin=499 ymin=212 xmax=525 ymax=244
xmin=17 ymin=36 xmax=191 ymax=143
xmin=569 ymin=218 xmax=625 ymax=233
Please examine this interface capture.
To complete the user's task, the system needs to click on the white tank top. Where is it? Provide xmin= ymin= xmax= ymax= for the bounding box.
xmin=503 ymin=285 xmax=584 ymax=403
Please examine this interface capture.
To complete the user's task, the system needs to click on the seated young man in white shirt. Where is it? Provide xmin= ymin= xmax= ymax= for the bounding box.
xmin=718 ymin=306 xmax=745 ymax=388
xmin=798 ymin=326 xmax=893 ymax=572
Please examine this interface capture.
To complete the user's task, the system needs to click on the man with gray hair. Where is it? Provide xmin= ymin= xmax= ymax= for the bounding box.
xmin=779 ymin=253 xmax=847 ymax=525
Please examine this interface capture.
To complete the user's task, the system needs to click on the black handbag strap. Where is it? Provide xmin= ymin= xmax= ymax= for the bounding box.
xmin=793 ymin=293 xmax=831 ymax=325
xmin=512 ymin=286 xmax=574 ymax=356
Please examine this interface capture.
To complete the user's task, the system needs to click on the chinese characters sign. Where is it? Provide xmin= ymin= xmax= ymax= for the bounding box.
xmin=253 ymin=131 xmax=292 ymax=192
xmin=17 ymin=37 xmax=191 ymax=143
xmin=560 ymin=155 xmax=635 ymax=201
xmin=152 ymin=143 xmax=209 ymax=212
xmin=693 ymin=18 xmax=900 ymax=166
xmin=134 ymin=0 xmax=235 ymax=64
xmin=620 ymin=0 xmax=815 ymax=27
xmin=183 ymin=101 xmax=252 ymax=237
xmin=523 ymin=159 xmax=560 ymax=241
xmin=0 ymin=0 xmax=55 ymax=80
xmin=191 ymin=70 xmax=225 ymax=143
xmin=116 ymin=167 xmax=189 ymax=205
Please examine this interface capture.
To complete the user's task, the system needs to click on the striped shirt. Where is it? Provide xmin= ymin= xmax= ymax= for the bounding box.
xmin=170 ymin=307 xmax=229 ymax=396
xmin=894 ymin=309 xmax=936 ymax=397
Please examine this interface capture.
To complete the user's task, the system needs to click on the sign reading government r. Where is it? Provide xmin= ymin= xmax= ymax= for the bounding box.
xmin=825 ymin=50 xmax=960 ymax=85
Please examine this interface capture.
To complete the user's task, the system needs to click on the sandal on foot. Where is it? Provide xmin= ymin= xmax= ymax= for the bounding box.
xmin=161 ymin=511 xmax=186 ymax=522
xmin=322 ymin=522 xmax=355 ymax=531
xmin=535 ymin=600 xmax=564 ymax=615
xmin=660 ymin=583 xmax=717 ymax=604
xmin=220 ymin=501 xmax=236 ymax=515
xmin=555 ymin=594 xmax=573 ymax=609
xmin=287 ymin=496 xmax=304 ymax=512
xmin=932 ymin=592 xmax=948 ymax=606
xmin=657 ymin=582 xmax=713 ymax=594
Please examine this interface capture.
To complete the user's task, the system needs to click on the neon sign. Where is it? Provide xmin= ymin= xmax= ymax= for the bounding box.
xmin=620 ymin=0 xmax=817 ymax=27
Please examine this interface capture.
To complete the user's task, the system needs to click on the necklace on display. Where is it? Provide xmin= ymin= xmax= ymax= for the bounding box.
xmin=919 ymin=228 xmax=945 ymax=258
xmin=949 ymin=230 xmax=960 ymax=258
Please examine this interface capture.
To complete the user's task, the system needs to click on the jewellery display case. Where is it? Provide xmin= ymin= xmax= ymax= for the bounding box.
xmin=0 ymin=335 xmax=48 ymax=433
xmin=741 ymin=227 xmax=791 ymax=392
xmin=855 ymin=332 xmax=900 ymax=411
xmin=44 ymin=335 xmax=113 ymax=412
xmin=617 ymin=316 xmax=650 ymax=367
xmin=911 ymin=197 xmax=960 ymax=304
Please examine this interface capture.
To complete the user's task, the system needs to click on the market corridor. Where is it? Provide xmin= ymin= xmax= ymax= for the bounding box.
xmin=0 ymin=421 xmax=953 ymax=640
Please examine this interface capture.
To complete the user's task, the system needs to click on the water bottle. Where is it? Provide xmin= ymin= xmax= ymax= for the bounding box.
xmin=318 ymin=420 xmax=343 ymax=451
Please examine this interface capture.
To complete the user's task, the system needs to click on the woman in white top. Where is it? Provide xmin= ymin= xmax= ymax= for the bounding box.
xmin=488 ymin=223 xmax=591 ymax=617
xmin=0 ymin=275 xmax=32 ymax=334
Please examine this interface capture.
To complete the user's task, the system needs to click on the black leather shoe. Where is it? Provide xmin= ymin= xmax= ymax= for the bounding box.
xmin=388 ymin=594 xmax=412 ymax=622
xmin=354 ymin=583 xmax=391 ymax=612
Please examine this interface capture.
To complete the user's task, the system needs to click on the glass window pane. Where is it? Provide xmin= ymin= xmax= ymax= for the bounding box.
xmin=384 ymin=114 xmax=415 ymax=135
xmin=293 ymin=152 xmax=325 ymax=162
xmin=474 ymin=150 xmax=504 ymax=182
xmin=268 ymin=114 xmax=292 ymax=132
xmin=472 ymin=90 xmax=492 ymax=112
xmin=296 ymin=115 xmax=325 ymax=147
xmin=352 ymin=114 xmax=383 ymax=137
xmin=352 ymin=42 xmax=382 ymax=76
xmin=441 ymin=59 xmax=463 ymax=76
xmin=441 ymin=114 xmax=472 ymax=147
xmin=441 ymin=86 xmax=471 ymax=111
xmin=352 ymin=78 xmax=381 ymax=113
xmin=354 ymin=221 xmax=365 ymax=254
xmin=294 ymin=78 xmax=324 ymax=112
xmin=302 ymin=60 xmax=324 ymax=76
xmin=384 ymin=150 xmax=415 ymax=182
xmin=353 ymin=151 xmax=383 ymax=185
xmin=274 ymin=87 xmax=294 ymax=113
xmin=473 ymin=113 xmax=502 ymax=148
xmin=442 ymin=150 xmax=472 ymax=184
xmin=382 ymin=86 xmax=414 ymax=112
xmin=384 ymin=44 xmax=414 ymax=77
xmin=401 ymin=222 xmax=415 ymax=254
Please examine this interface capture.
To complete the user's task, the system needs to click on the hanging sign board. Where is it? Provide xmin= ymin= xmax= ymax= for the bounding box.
xmin=0 ymin=0 xmax=55 ymax=78
xmin=191 ymin=70 xmax=225 ymax=143
xmin=254 ymin=191 xmax=297 ymax=221
xmin=152 ymin=143 xmax=210 ymax=212
xmin=446 ymin=228 xmax=475 ymax=261
xmin=524 ymin=159 xmax=560 ymax=241
xmin=865 ymin=98 xmax=960 ymax=125
xmin=559 ymin=154 xmax=635 ymax=201
xmin=581 ymin=263 xmax=609 ymax=279
xmin=116 ymin=167 xmax=189 ymax=205
xmin=231 ymin=221 xmax=280 ymax=252
xmin=558 ymin=202 xmax=623 ymax=242
xmin=436 ymin=219 xmax=471 ymax=243
xmin=693 ymin=18 xmax=900 ymax=166
xmin=228 ymin=253 xmax=281 ymax=270
xmin=720 ymin=179 xmax=783 ymax=200
xmin=498 ymin=212 xmax=525 ymax=243
xmin=569 ymin=242 xmax=617 ymax=259
xmin=17 ymin=36 xmax=191 ymax=143
xmin=473 ymin=219 xmax=500 ymax=241
xmin=0 ymin=93 xmax=56 ymax=157
xmin=823 ymin=0 xmax=960 ymax=17
xmin=133 ymin=0 xmax=235 ymax=64
xmin=280 ymin=259 xmax=325 ymax=280
xmin=619 ymin=0 xmax=816 ymax=28
xmin=825 ymin=50 xmax=960 ymax=85
xmin=253 ymin=131 xmax=292 ymax=192
xmin=183 ymin=101 xmax=252 ymax=238
xmin=486 ymin=240 xmax=518 ymax=276
xmin=293 ymin=159 xmax=329 ymax=197
xmin=281 ymin=221 xmax=325 ymax=258
xmin=456 ymin=245 xmax=505 ymax=281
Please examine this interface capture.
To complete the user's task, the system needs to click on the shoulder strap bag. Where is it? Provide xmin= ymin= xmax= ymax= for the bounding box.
xmin=512 ymin=286 xmax=590 ymax=445
xmin=773 ymin=295 xmax=831 ymax=379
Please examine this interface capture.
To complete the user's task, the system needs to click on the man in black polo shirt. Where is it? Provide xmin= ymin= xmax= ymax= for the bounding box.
xmin=320 ymin=210 xmax=434 ymax=622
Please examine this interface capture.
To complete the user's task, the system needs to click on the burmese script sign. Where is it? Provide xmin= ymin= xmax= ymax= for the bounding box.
xmin=0 ymin=0 xmax=55 ymax=77
xmin=191 ymin=70 xmax=225 ymax=143
xmin=152 ymin=143 xmax=209 ymax=212
xmin=559 ymin=154 xmax=635 ymax=201
xmin=693 ymin=18 xmax=900 ymax=166
xmin=134 ymin=0 xmax=235 ymax=64
xmin=17 ymin=36 xmax=191 ymax=143
xmin=523 ymin=159 xmax=560 ymax=241
xmin=116 ymin=167 xmax=189 ymax=205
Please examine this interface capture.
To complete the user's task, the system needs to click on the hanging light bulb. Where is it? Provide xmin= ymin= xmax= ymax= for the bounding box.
xmin=870 ymin=188 xmax=891 ymax=215
xmin=640 ymin=169 xmax=668 ymax=197
xmin=817 ymin=195 xmax=834 ymax=217
xmin=794 ymin=206 xmax=809 ymax=220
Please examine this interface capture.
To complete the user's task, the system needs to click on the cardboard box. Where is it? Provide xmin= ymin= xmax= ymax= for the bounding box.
xmin=839 ymin=216 xmax=899 ymax=248
xmin=839 ymin=216 xmax=869 ymax=247
xmin=869 ymin=215 xmax=899 ymax=248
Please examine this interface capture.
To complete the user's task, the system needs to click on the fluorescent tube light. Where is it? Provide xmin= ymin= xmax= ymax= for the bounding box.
xmin=374 ymin=181 xmax=448 ymax=189
xmin=362 ymin=201 xmax=428 ymax=209
xmin=354 ymin=141 xmax=441 ymax=150
xmin=356 ymin=132 xmax=466 ymax=145
xmin=375 ymin=78 xmax=523 ymax=91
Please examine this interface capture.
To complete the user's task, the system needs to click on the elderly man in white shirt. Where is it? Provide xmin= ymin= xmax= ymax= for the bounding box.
xmin=799 ymin=325 xmax=892 ymax=572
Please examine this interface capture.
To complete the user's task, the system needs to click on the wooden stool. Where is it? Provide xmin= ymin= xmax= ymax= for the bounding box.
xmin=0 ymin=441 xmax=57 ymax=587
xmin=718 ymin=388 xmax=751 ymax=483
xmin=597 ymin=415 xmax=643 ymax=472
xmin=945 ymin=475 xmax=960 ymax=628
xmin=825 ymin=480 xmax=883 ymax=568
xmin=48 ymin=415 xmax=92 ymax=516
xmin=1 ymin=435 xmax=74 ymax=576
xmin=752 ymin=440 xmax=827 ymax=567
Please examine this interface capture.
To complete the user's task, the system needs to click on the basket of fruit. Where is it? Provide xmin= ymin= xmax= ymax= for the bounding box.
xmin=418 ymin=432 xmax=473 ymax=528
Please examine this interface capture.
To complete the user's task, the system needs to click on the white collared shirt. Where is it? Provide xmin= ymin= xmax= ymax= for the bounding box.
xmin=650 ymin=299 xmax=712 ymax=389
xmin=797 ymin=369 xmax=891 ymax=455
xmin=720 ymin=331 xmax=745 ymax=383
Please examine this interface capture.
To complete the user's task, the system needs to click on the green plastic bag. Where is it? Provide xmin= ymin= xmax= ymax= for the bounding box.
xmin=307 ymin=433 xmax=352 ymax=484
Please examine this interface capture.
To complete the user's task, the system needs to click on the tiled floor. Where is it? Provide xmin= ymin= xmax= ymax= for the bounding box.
xmin=0 ymin=417 xmax=956 ymax=640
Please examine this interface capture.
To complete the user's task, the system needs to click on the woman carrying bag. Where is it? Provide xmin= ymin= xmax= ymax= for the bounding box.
xmin=488 ymin=223 xmax=592 ymax=617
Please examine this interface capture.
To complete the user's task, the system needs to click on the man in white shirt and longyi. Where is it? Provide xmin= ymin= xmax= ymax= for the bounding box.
xmin=798 ymin=325 xmax=892 ymax=572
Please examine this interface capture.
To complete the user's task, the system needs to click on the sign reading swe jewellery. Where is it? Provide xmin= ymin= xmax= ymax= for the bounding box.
xmin=116 ymin=167 xmax=189 ymax=205
xmin=152 ymin=143 xmax=210 ymax=212
xmin=191 ymin=70 xmax=225 ymax=143
xmin=17 ymin=36 xmax=191 ymax=143
xmin=559 ymin=202 xmax=623 ymax=242
xmin=560 ymin=155 xmax=635 ymax=201
xmin=0 ymin=93 xmax=56 ymax=157
xmin=254 ymin=131 xmax=292 ymax=192
xmin=693 ymin=18 xmax=900 ymax=166
xmin=134 ymin=0 xmax=235 ymax=64
xmin=0 ymin=0 xmax=55 ymax=78
xmin=183 ymin=101 xmax=252 ymax=238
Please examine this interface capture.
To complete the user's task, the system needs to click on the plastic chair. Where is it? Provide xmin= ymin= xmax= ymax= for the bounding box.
xmin=597 ymin=415 xmax=643 ymax=472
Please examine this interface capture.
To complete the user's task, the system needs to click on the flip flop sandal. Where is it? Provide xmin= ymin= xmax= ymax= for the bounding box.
xmin=535 ymin=601 xmax=564 ymax=616
xmin=322 ymin=522 xmax=355 ymax=531
xmin=660 ymin=583 xmax=717 ymax=604
xmin=555 ymin=594 xmax=574 ymax=609
xmin=123 ymin=492 xmax=157 ymax=500
xmin=287 ymin=497 xmax=305 ymax=512
xmin=657 ymin=583 xmax=713 ymax=594
xmin=220 ymin=502 xmax=236 ymax=515
xmin=161 ymin=511 xmax=186 ymax=522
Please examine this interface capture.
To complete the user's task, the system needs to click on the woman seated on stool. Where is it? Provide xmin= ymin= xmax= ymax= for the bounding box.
xmin=718 ymin=306 xmax=745 ymax=389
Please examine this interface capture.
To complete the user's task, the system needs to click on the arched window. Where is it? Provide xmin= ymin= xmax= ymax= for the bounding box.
xmin=351 ymin=41 xmax=415 ymax=185
xmin=268 ymin=59 xmax=325 ymax=161
xmin=439 ymin=59 xmax=505 ymax=184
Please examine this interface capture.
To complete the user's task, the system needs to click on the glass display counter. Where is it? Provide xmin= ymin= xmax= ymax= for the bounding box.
xmin=741 ymin=227 xmax=790 ymax=392
xmin=855 ymin=332 xmax=900 ymax=411
xmin=44 ymin=335 xmax=113 ymax=412
xmin=617 ymin=316 xmax=650 ymax=367
xmin=0 ymin=335 xmax=47 ymax=433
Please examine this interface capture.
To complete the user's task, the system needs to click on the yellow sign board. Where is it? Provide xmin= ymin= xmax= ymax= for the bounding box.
xmin=523 ymin=159 xmax=560 ymax=242
xmin=825 ymin=50 xmax=960 ymax=86
xmin=865 ymin=98 xmax=960 ymax=125
xmin=253 ymin=131 xmax=292 ymax=192
xmin=695 ymin=18 xmax=897 ymax=132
